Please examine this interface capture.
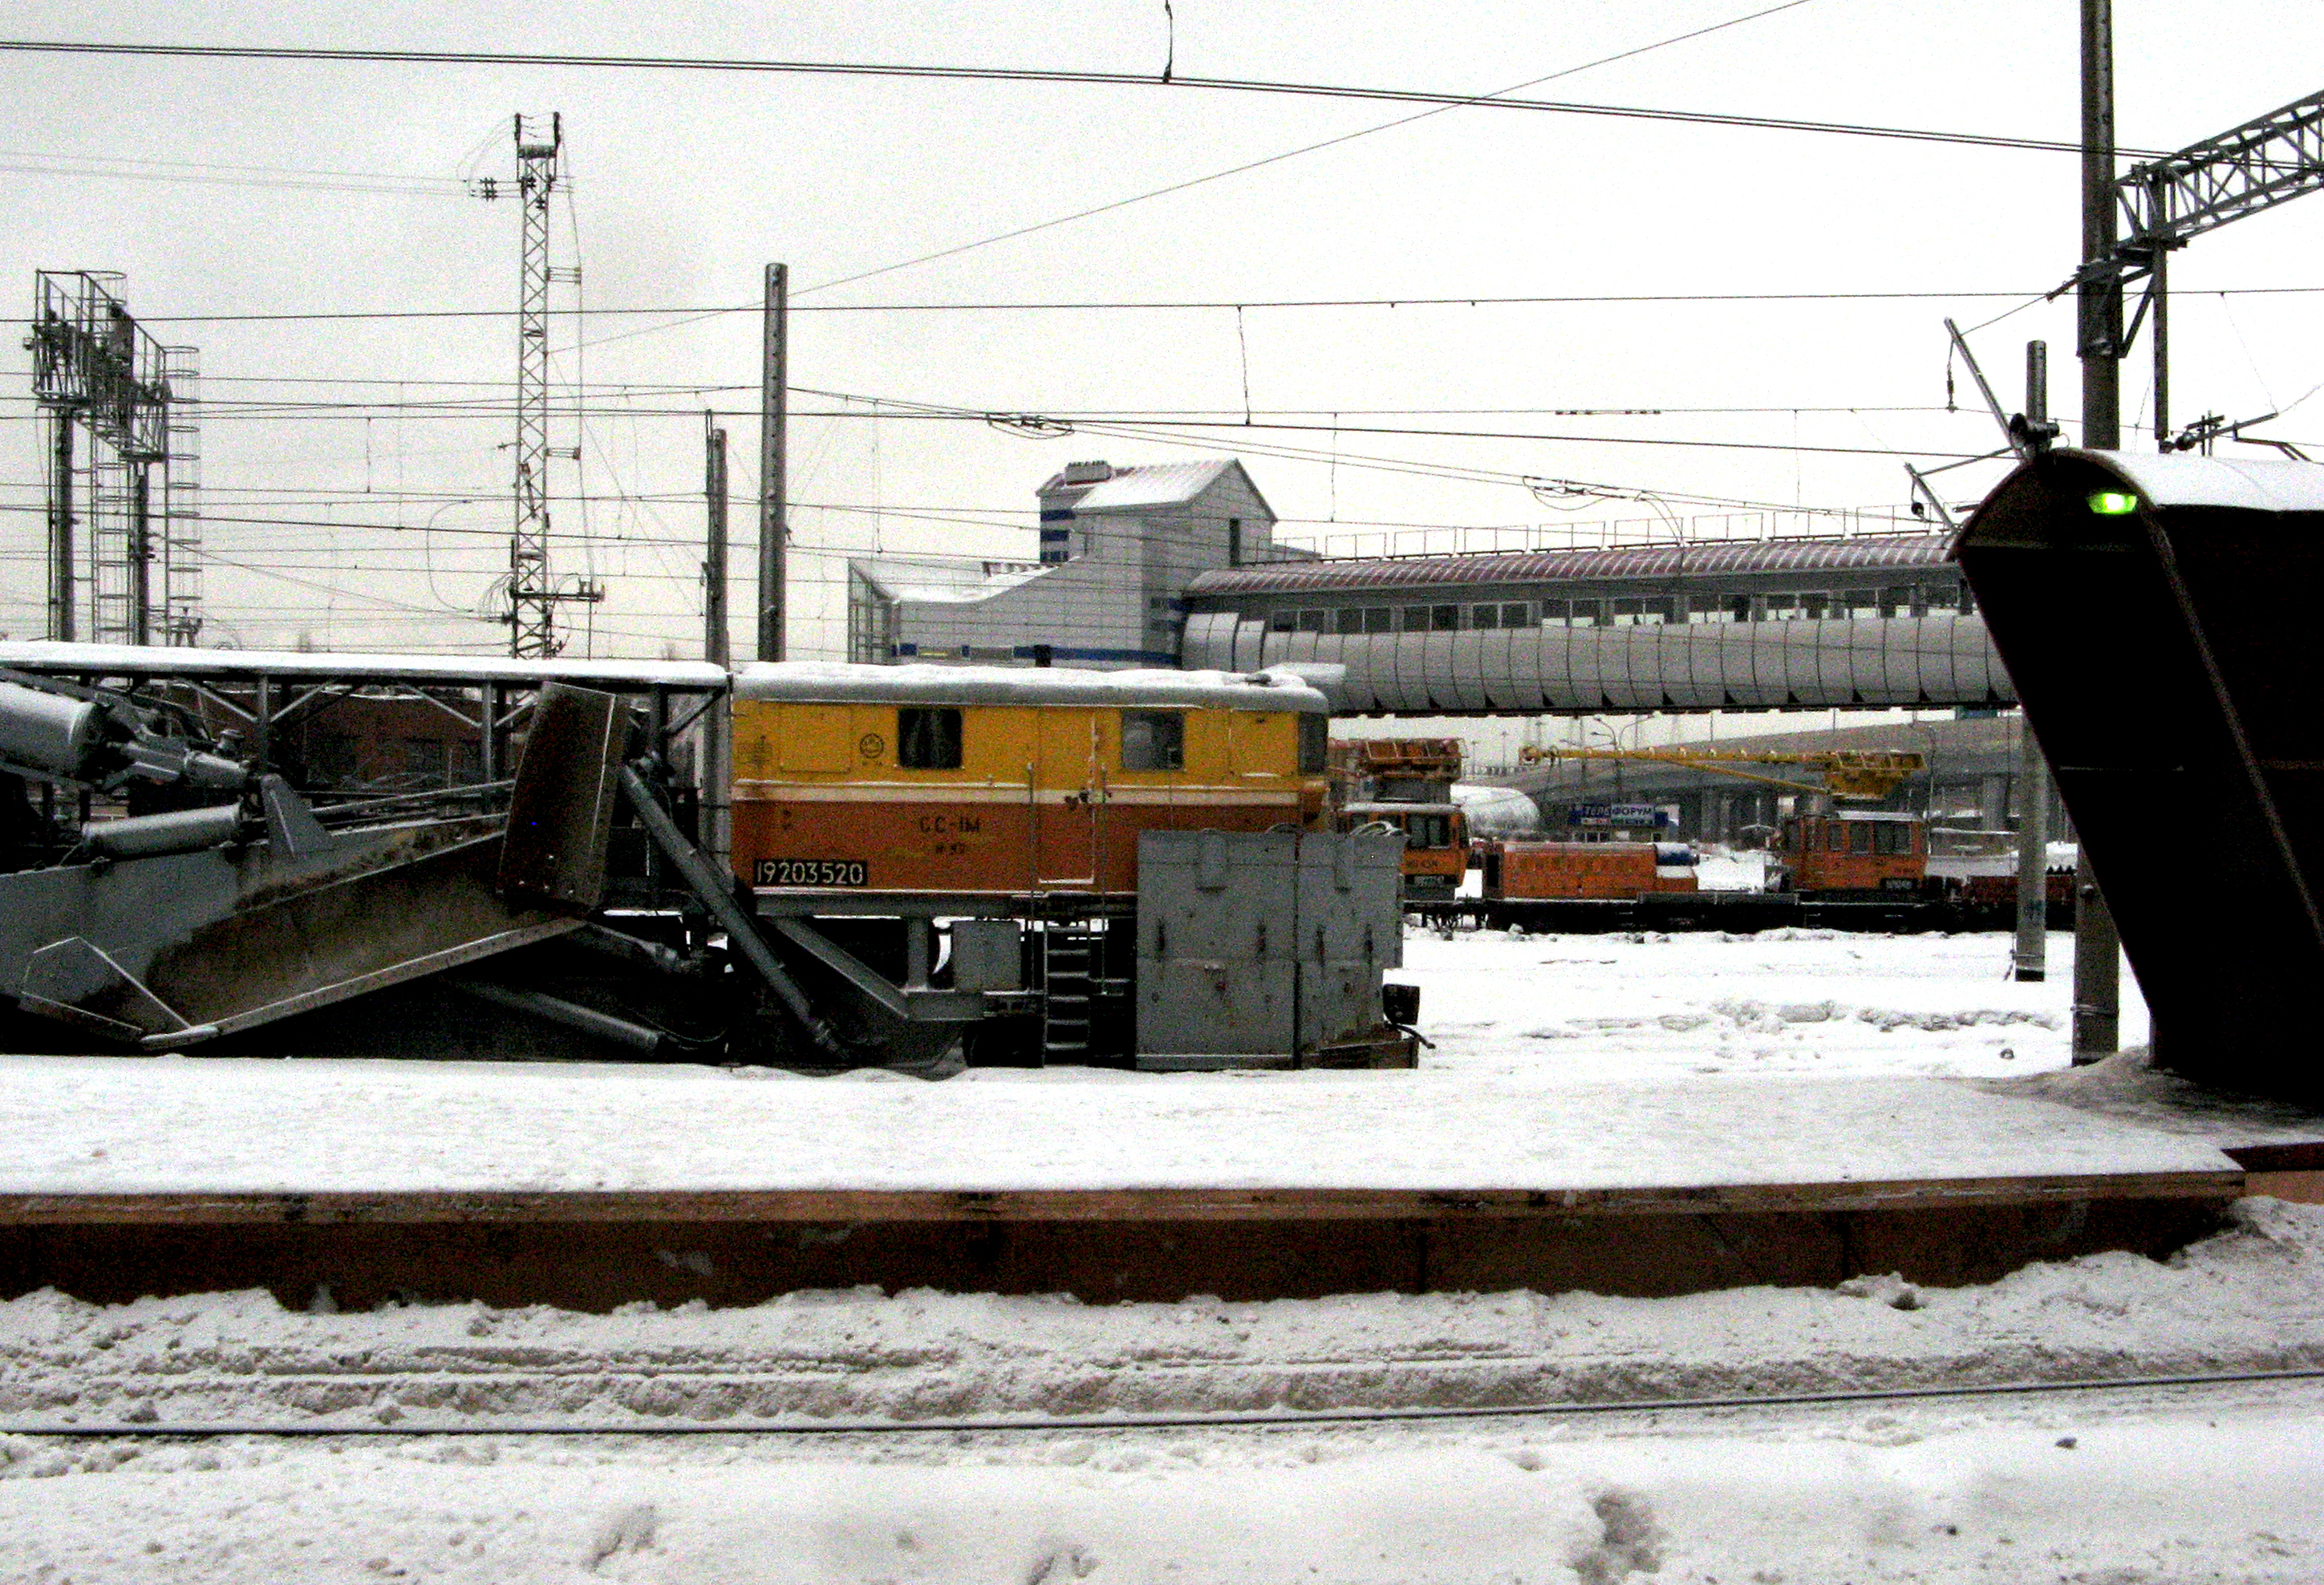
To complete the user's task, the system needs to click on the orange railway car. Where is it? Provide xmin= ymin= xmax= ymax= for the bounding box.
xmin=1482 ymin=840 xmax=1699 ymax=901
xmin=1775 ymin=810 xmax=1928 ymax=897
xmin=729 ymin=663 xmax=1332 ymax=898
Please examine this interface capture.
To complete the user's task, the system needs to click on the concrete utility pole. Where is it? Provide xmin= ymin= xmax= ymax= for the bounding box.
xmin=2012 ymin=338 xmax=2054 ymax=983
xmin=703 ymin=411 xmax=733 ymax=866
xmin=757 ymin=262 xmax=789 ymax=662
xmin=704 ymin=412 xmax=730 ymax=668
xmin=47 ymin=413 xmax=73 ymax=642
xmin=2012 ymin=718 xmax=2050 ymax=981
xmin=2074 ymin=0 xmax=2123 ymax=1057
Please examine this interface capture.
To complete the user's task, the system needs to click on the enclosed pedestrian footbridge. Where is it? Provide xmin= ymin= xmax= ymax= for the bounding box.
xmin=1182 ymin=533 xmax=2013 ymax=715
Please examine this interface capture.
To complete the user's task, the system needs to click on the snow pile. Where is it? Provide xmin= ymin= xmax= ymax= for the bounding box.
xmin=5 ymin=1204 xmax=2324 ymax=1582
xmin=0 ymin=1059 xmax=2230 ymax=1195
xmin=6 ymin=1200 xmax=2322 ymax=1430
xmin=1413 ymin=926 xmax=2125 ymax=1081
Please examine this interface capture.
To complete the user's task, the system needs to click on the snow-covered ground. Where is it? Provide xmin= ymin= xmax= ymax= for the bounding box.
xmin=1411 ymin=924 xmax=2140 ymax=1083
xmin=5 ymin=926 xmax=2321 ymax=1582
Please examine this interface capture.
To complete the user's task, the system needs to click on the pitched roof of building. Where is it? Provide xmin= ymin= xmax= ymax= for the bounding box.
xmin=1049 ymin=458 xmax=1274 ymax=518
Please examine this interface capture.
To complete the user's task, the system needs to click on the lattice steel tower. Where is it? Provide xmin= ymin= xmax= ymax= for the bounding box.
xmin=497 ymin=113 xmax=597 ymax=657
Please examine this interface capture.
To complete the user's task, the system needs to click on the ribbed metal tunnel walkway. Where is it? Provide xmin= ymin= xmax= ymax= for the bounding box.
xmin=1183 ymin=612 xmax=2012 ymax=715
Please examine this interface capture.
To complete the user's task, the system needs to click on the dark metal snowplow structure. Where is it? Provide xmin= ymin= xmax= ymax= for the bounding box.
xmin=1956 ymin=449 xmax=2324 ymax=1101
xmin=0 ymin=679 xmax=623 ymax=1049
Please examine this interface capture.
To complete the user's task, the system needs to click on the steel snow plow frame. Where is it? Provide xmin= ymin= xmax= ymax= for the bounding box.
xmin=1955 ymin=448 xmax=2324 ymax=1102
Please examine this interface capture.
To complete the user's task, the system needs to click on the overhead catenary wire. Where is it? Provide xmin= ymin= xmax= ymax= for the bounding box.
xmin=43 ymin=284 xmax=2322 ymax=326
xmin=793 ymin=0 xmax=1827 ymax=298
xmin=0 ymin=37 xmax=2177 ymax=161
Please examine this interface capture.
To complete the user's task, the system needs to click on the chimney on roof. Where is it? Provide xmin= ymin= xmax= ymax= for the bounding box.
xmin=1061 ymin=460 xmax=1114 ymax=485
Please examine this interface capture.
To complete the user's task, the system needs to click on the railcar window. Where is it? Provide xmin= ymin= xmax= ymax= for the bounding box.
xmin=1849 ymin=821 xmax=1874 ymax=853
xmin=897 ymin=707 xmax=963 ymax=770
xmin=1120 ymin=710 xmax=1186 ymax=772
xmin=1826 ymin=824 xmax=1846 ymax=853
xmin=1406 ymin=814 xmax=1450 ymax=848
xmin=1298 ymin=713 xmax=1328 ymax=774
xmin=1874 ymin=822 xmax=1911 ymax=855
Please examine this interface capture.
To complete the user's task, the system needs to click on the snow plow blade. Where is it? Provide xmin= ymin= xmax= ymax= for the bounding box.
xmin=2 ymin=685 xmax=623 ymax=1050
xmin=1955 ymin=449 xmax=2324 ymax=1101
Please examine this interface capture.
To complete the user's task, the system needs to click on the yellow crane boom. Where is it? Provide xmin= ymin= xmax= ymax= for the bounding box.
xmin=1516 ymin=745 xmax=1925 ymax=801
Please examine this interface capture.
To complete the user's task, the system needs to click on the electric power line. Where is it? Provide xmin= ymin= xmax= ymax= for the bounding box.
xmin=0 ymin=37 xmax=2169 ymax=162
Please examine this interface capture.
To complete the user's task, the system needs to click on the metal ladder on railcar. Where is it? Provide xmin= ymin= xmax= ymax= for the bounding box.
xmin=1039 ymin=926 xmax=1099 ymax=1060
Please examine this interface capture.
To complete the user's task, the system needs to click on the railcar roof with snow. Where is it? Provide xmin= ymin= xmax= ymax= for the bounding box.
xmin=731 ymin=661 xmax=1330 ymax=712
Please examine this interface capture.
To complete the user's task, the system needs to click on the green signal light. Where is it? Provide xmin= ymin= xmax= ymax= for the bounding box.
xmin=2088 ymin=490 xmax=2140 ymax=516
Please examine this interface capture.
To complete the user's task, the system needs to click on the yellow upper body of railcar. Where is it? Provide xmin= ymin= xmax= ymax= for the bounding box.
xmin=729 ymin=663 xmax=1332 ymax=896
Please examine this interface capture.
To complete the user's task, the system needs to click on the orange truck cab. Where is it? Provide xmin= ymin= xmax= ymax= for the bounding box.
xmin=1339 ymin=801 xmax=1467 ymax=899
xmin=1774 ymin=811 xmax=1928 ymax=897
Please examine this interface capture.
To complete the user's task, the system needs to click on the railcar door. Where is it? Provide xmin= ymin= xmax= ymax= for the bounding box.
xmin=1031 ymin=707 xmax=1107 ymax=891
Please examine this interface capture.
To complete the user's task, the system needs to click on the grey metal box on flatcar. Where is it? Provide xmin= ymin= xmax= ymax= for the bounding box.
xmin=947 ymin=918 xmax=1024 ymax=992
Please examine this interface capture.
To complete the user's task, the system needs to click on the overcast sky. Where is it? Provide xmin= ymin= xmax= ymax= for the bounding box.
xmin=6 ymin=1 xmax=2323 ymax=673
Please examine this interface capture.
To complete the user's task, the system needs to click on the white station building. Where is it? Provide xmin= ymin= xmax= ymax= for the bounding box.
xmin=847 ymin=458 xmax=1292 ymax=670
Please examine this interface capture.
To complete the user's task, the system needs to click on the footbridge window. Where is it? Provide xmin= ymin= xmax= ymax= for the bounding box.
xmin=1539 ymin=599 xmax=1604 ymax=627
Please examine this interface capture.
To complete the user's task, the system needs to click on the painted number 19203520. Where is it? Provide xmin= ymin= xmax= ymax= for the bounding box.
xmin=755 ymin=858 xmax=869 ymax=886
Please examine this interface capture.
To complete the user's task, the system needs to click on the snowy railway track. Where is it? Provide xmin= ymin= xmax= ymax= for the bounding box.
xmin=8 ymin=1364 xmax=2324 ymax=1439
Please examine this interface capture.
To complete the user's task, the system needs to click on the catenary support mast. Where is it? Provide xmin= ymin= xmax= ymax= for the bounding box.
xmin=2074 ymin=0 xmax=2123 ymax=1057
xmin=757 ymin=262 xmax=788 ymax=661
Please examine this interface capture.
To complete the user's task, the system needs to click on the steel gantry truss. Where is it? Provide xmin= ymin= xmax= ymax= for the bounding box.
xmin=2051 ymin=84 xmax=2324 ymax=451
xmin=24 ymin=271 xmax=201 ymax=646
xmin=2118 ymin=88 xmax=2324 ymax=251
